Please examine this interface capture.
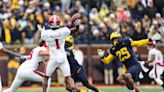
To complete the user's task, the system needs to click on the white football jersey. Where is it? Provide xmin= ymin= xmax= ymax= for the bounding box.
xmin=148 ymin=48 xmax=163 ymax=66
xmin=41 ymin=27 xmax=71 ymax=55
xmin=21 ymin=46 xmax=47 ymax=69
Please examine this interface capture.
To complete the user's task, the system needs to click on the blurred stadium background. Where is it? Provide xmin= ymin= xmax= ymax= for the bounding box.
xmin=0 ymin=0 xmax=164 ymax=92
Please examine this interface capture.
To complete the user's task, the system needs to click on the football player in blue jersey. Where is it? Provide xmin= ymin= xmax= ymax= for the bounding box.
xmin=97 ymin=32 xmax=153 ymax=92
xmin=65 ymin=36 xmax=100 ymax=92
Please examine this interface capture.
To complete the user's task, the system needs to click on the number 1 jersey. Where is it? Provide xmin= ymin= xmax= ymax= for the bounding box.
xmin=41 ymin=27 xmax=71 ymax=55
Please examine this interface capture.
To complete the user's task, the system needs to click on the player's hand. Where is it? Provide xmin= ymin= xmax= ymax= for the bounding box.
xmin=0 ymin=42 xmax=3 ymax=50
xmin=73 ymin=19 xmax=80 ymax=26
xmin=37 ymin=24 xmax=45 ymax=32
xmin=148 ymin=40 xmax=156 ymax=45
xmin=20 ymin=55 xmax=29 ymax=59
xmin=97 ymin=49 xmax=105 ymax=57
xmin=148 ymin=38 xmax=155 ymax=43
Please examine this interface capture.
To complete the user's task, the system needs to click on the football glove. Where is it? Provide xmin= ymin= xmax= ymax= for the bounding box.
xmin=73 ymin=19 xmax=80 ymax=26
xmin=37 ymin=24 xmax=45 ymax=32
xmin=97 ymin=49 xmax=105 ymax=57
xmin=20 ymin=55 xmax=29 ymax=59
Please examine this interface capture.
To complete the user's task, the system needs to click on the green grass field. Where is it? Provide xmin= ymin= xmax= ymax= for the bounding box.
xmin=8 ymin=86 xmax=163 ymax=92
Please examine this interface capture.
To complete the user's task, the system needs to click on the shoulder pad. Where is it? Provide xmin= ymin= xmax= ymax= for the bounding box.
xmin=123 ymin=37 xmax=130 ymax=41
xmin=123 ymin=37 xmax=133 ymax=45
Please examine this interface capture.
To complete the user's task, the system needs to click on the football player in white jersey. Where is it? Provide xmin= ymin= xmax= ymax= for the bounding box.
xmin=0 ymin=41 xmax=51 ymax=92
xmin=146 ymin=41 xmax=164 ymax=89
xmin=38 ymin=15 xmax=80 ymax=92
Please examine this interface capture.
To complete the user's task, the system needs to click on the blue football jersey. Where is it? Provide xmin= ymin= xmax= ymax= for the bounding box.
xmin=65 ymin=48 xmax=81 ymax=73
xmin=110 ymin=38 xmax=139 ymax=69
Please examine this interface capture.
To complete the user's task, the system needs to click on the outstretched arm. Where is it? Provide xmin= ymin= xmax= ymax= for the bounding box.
xmin=68 ymin=13 xmax=81 ymax=32
xmin=38 ymin=51 xmax=49 ymax=56
xmin=66 ymin=20 xmax=80 ymax=32
xmin=97 ymin=49 xmax=115 ymax=64
xmin=131 ymin=39 xmax=151 ymax=46
xmin=1 ymin=48 xmax=22 ymax=57
xmin=101 ymin=54 xmax=115 ymax=64
xmin=0 ymin=42 xmax=22 ymax=57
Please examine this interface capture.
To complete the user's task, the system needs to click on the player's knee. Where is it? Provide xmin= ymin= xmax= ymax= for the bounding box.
xmin=127 ymin=86 xmax=134 ymax=90
xmin=44 ymin=75 xmax=50 ymax=81
xmin=124 ymin=73 xmax=132 ymax=79
xmin=125 ymin=73 xmax=132 ymax=77
xmin=65 ymin=76 xmax=75 ymax=88
xmin=117 ymin=75 xmax=123 ymax=82
xmin=117 ymin=75 xmax=127 ymax=85
xmin=148 ymin=72 xmax=153 ymax=78
xmin=43 ymin=76 xmax=50 ymax=87
xmin=65 ymin=76 xmax=71 ymax=80
xmin=65 ymin=76 xmax=72 ymax=83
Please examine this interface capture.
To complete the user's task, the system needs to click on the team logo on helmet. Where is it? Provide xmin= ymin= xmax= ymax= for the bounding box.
xmin=110 ymin=32 xmax=122 ymax=46
xmin=110 ymin=32 xmax=122 ymax=41
xmin=48 ymin=15 xmax=61 ymax=28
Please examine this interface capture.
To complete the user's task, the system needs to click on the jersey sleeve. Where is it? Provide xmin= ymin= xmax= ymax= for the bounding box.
xmin=124 ymin=37 xmax=132 ymax=46
xmin=101 ymin=53 xmax=115 ymax=64
xmin=62 ymin=27 xmax=71 ymax=38
xmin=131 ymin=39 xmax=149 ymax=46
xmin=101 ymin=49 xmax=115 ymax=64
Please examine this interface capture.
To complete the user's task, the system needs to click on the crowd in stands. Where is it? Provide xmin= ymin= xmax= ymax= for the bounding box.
xmin=0 ymin=0 xmax=163 ymax=85
xmin=0 ymin=0 xmax=163 ymax=45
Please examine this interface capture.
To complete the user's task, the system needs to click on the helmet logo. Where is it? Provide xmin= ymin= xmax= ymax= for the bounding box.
xmin=49 ymin=17 xmax=54 ymax=26
xmin=48 ymin=15 xmax=61 ymax=28
xmin=56 ymin=16 xmax=60 ymax=25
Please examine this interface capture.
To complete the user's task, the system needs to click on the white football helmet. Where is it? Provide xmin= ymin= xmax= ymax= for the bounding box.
xmin=48 ymin=15 xmax=61 ymax=28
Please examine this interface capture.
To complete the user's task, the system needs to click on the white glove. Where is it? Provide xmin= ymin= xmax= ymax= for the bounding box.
xmin=20 ymin=55 xmax=29 ymax=59
xmin=0 ymin=42 xmax=3 ymax=50
xmin=140 ymin=61 xmax=149 ymax=72
xmin=37 ymin=24 xmax=45 ymax=32
xmin=73 ymin=19 xmax=80 ymax=26
xmin=97 ymin=49 xmax=105 ymax=57
xmin=139 ymin=72 xmax=144 ymax=79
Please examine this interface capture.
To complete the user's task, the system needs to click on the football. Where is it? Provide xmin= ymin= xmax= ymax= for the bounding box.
xmin=71 ymin=13 xmax=81 ymax=23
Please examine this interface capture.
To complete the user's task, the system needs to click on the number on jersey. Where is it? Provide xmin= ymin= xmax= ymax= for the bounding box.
xmin=55 ymin=39 xmax=60 ymax=49
xmin=28 ymin=51 xmax=34 ymax=60
xmin=116 ymin=47 xmax=131 ymax=62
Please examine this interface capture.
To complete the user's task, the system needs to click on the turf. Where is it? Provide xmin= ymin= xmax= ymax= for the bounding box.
xmin=13 ymin=86 xmax=163 ymax=92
